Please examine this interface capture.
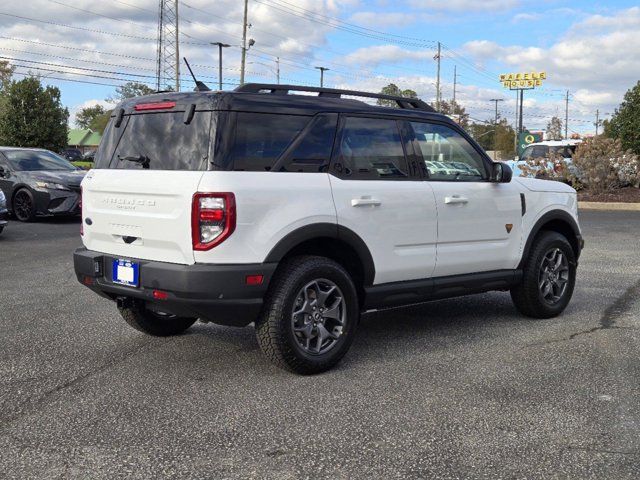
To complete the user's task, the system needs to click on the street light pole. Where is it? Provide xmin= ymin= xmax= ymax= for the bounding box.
xmin=315 ymin=66 xmax=329 ymax=87
xmin=276 ymin=56 xmax=280 ymax=84
xmin=211 ymin=42 xmax=230 ymax=90
xmin=240 ymin=0 xmax=249 ymax=85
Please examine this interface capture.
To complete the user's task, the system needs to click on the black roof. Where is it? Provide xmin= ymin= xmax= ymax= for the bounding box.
xmin=115 ymin=83 xmax=451 ymax=123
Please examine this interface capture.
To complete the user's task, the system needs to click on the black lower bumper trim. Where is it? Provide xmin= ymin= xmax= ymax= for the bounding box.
xmin=74 ymin=248 xmax=276 ymax=327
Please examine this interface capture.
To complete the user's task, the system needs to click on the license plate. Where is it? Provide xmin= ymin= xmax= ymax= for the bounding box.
xmin=112 ymin=259 xmax=139 ymax=287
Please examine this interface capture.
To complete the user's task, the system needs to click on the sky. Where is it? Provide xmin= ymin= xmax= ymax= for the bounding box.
xmin=0 ymin=0 xmax=638 ymax=134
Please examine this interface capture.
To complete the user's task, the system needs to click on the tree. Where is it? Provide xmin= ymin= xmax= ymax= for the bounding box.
xmin=376 ymin=83 xmax=417 ymax=107
xmin=439 ymin=99 xmax=469 ymax=128
xmin=76 ymin=104 xmax=111 ymax=134
xmin=546 ymin=116 xmax=563 ymax=140
xmin=605 ymin=81 xmax=640 ymax=155
xmin=107 ymin=81 xmax=155 ymax=103
xmin=468 ymin=117 xmax=515 ymax=158
xmin=0 ymin=76 xmax=68 ymax=152
xmin=0 ymin=60 xmax=13 ymax=93
xmin=76 ymin=104 xmax=105 ymax=129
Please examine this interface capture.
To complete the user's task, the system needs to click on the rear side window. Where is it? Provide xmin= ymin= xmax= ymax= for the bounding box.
xmin=276 ymin=114 xmax=337 ymax=173
xmin=334 ymin=117 xmax=408 ymax=180
xmin=229 ymin=113 xmax=309 ymax=171
xmin=96 ymin=111 xmax=212 ymax=171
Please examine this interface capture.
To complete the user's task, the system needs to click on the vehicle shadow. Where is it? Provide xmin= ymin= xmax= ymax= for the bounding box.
xmin=180 ymin=292 xmax=526 ymax=374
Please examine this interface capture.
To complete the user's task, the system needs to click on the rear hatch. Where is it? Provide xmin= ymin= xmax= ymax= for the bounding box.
xmin=81 ymin=96 xmax=215 ymax=265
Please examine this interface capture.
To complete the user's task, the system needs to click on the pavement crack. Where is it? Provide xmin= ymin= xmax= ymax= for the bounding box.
xmin=532 ymin=278 xmax=640 ymax=345
xmin=0 ymin=340 xmax=162 ymax=428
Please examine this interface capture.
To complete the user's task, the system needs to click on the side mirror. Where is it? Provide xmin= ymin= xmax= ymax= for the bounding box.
xmin=491 ymin=162 xmax=512 ymax=183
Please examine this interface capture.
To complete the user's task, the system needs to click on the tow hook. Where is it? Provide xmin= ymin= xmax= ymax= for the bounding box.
xmin=116 ymin=297 xmax=135 ymax=310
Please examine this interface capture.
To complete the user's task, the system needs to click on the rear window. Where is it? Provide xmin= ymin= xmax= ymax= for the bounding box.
xmin=95 ymin=111 xmax=212 ymax=171
xmin=228 ymin=113 xmax=310 ymax=171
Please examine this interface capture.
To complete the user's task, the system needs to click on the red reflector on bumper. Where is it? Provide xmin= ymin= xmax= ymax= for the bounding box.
xmin=82 ymin=276 xmax=94 ymax=286
xmin=245 ymin=275 xmax=264 ymax=286
xmin=153 ymin=290 xmax=169 ymax=300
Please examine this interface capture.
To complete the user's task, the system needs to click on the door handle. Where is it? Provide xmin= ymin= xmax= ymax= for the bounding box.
xmin=351 ymin=197 xmax=382 ymax=207
xmin=444 ymin=195 xmax=469 ymax=205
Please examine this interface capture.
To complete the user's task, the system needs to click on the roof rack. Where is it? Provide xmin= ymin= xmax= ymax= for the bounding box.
xmin=234 ymin=83 xmax=435 ymax=112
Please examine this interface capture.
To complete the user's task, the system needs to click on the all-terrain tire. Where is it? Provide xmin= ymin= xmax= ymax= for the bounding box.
xmin=255 ymin=255 xmax=359 ymax=375
xmin=118 ymin=305 xmax=197 ymax=336
xmin=511 ymin=230 xmax=577 ymax=318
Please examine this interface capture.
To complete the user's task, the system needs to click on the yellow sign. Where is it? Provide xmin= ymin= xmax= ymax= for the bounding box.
xmin=500 ymin=71 xmax=546 ymax=89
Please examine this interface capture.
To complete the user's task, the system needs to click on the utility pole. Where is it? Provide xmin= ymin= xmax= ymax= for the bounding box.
xmin=276 ymin=56 xmax=280 ymax=84
xmin=490 ymin=99 xmax=504 ymax=160
xmin=240 ymin=0 xmax=249 ymax=85
xmin=174 ymin=0 xmax=179 ymax=92
xmin=315 ymin=66 xmax=329 ymax=87
xmin=434 ymin=42 xmax=441 ymax=112
xmin=211 ymin=42 xmax=230 ymax=90
xmin=452 ymin=65 xmax=457 ymax=105
xmin=564 ymin=90 xmax=569 ymax=139
xmin=595 ymin=109 xmax=600 ymax=136
xmin=156 ymin=0 xmax=180 ymax=91
xmin=514 ymin=89 xmax=519 ymax=153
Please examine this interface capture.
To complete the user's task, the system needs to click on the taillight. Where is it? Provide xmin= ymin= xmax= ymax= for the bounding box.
xmin=191 ymin=193 xmax=236 ymax=251
xmin=80 ymin=186 xmax=83 ymax=236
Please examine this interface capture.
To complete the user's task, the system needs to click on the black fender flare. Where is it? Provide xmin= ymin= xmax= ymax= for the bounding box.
xmin=264 ymin=222 xmax=376 ymax=285
xmin=519 ymin=209 xmax=582 ymax=268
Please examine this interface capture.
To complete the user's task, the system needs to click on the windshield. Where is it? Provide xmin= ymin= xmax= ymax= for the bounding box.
xmin=4 ymin=150 xmax=76 ymax=171
xmin=95 ymin=111 xmax=212 ymax=171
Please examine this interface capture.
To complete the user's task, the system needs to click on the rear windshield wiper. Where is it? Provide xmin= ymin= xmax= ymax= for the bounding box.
xmin=118 ymin=154 xmax=150 ymax=169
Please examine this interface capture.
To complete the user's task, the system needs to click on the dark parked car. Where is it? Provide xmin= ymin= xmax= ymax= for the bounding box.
xmin=0 ymin=148 xmax=85 ymax=222
xmin=61 ymin=148 xmax=83 ymax=161
xmin=0 ymin=189 xmax=7 ymax=234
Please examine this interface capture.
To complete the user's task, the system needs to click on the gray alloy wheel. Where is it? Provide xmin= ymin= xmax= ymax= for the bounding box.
xmin=291 ymin=278 xmax=347 ymax=355
xmin=538 ymin=247 xmax=570 ymax=305
xmin=13 ymin=189 xmax=35 ymax=222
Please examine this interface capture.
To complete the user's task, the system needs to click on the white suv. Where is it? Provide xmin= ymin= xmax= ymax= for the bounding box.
xmin=74 ymin=84 xmax=583 ymax=374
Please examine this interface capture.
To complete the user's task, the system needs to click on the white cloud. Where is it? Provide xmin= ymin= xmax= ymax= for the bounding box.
xmin=342 ymin=45 xmax=435 ymax=67
xmin=463 ymin=7 xmax=640 ymax=110
xmin=512 ymin=13 xmax=542 ymax=23
xmin=408 ymin=0 xmax=519 ymax=12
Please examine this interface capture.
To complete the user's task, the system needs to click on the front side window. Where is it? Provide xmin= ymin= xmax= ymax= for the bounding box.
xmin=334 ymin=117 xmax=408 ymax=180
xmin=411 ymin=122 xmax=487 ymax=181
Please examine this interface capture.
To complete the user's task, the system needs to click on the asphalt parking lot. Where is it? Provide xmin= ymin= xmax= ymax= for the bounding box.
xmin=0 ymin=210 xmax=639 ymax=479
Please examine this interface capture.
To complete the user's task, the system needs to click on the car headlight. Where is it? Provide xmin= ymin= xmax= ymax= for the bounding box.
xmin=0 ymin=190 xmax=6 ymax=209
xmin=35 ymin=181 xmax=71 ymax=191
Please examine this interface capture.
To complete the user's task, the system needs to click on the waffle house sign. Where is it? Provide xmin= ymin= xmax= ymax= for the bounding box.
xmin=500 ymin=72 xmax=546 ymax=89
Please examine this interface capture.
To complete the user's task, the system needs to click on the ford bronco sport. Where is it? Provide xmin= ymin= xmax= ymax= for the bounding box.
xmin=74 ymin=84 xmax=583 ymax=374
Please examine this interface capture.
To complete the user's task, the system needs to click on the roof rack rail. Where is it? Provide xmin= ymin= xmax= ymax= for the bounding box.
xmin=234 ymin=83 xmax=435 ymax=112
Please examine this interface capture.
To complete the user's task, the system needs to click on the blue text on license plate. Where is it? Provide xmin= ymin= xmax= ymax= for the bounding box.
xmin=113 ymin=259 xmax=139 ymax=287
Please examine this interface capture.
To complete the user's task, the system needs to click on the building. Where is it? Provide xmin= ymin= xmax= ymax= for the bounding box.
xmin=67 ymin=129 xmax=102 ymax=154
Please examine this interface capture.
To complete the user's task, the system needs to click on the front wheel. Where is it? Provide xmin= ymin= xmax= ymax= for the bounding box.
xmin=118 ymin=304 xmax=197 ymax=336
xmin=256 ymin=255 xmax=359 ymax=374
xmin=511 ymin=231 xmax=577 ymax=318
xmin=13 ymin=189 xmax=36 ymax=222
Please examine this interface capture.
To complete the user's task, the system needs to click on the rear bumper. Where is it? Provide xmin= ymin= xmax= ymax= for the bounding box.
xmin=74 ymin=248 xmax=277 ymax=327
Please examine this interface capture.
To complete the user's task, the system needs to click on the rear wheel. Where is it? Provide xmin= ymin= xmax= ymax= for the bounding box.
xmin=118 ymin=304 xmax=197 ymax=336
xmin=13 ymin=189 xmax=36 ymax=222
xmin=256 ymin=255 xmax=359 ymax=374
xmin=511 ymin=231 xmax=576 ymax=318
